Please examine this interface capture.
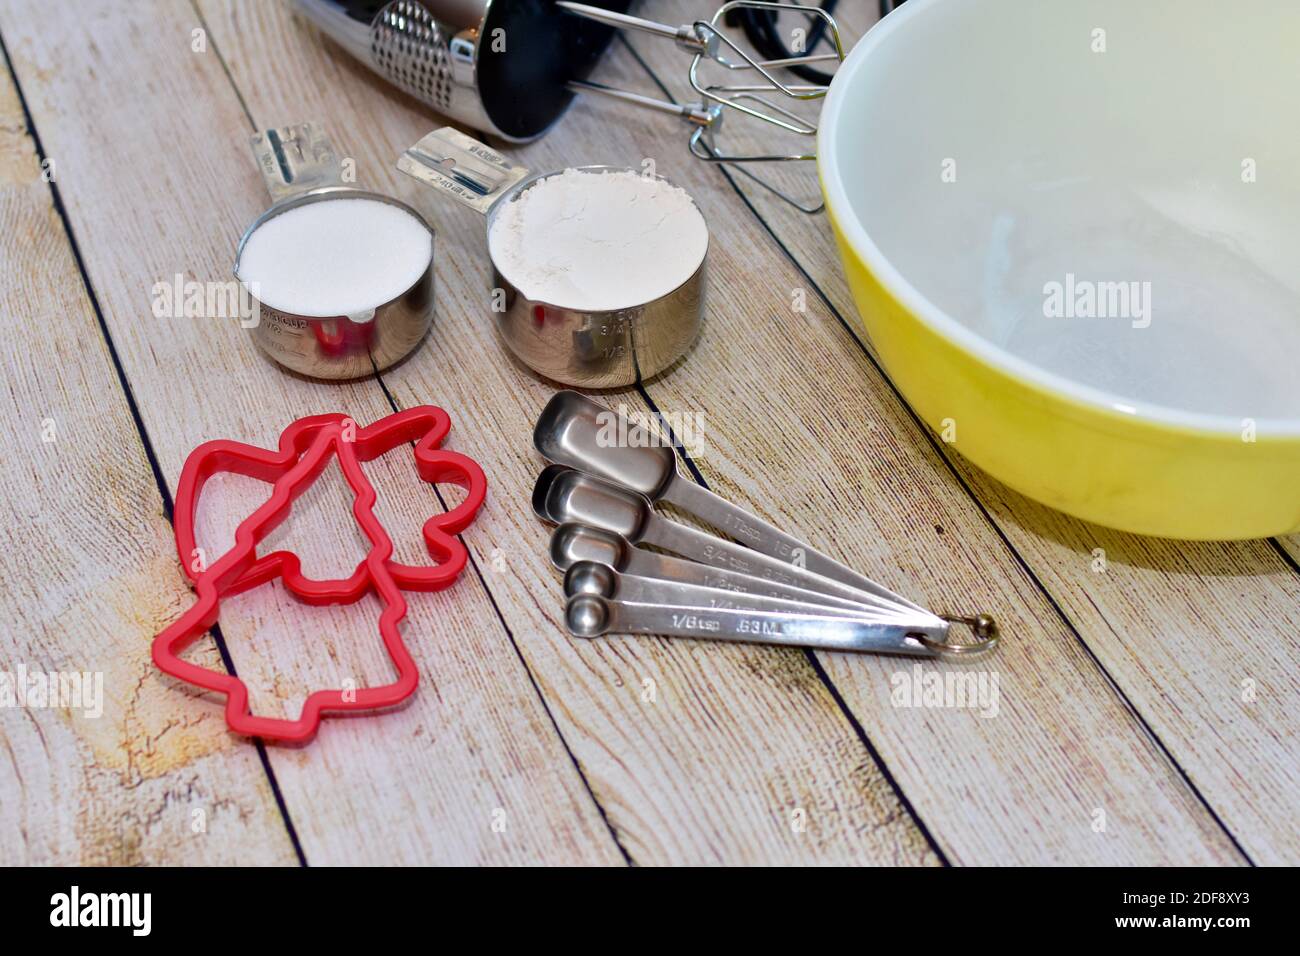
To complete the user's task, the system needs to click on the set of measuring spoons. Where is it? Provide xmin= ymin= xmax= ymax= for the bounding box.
xmin=532 ymin=392 xmax=1000 ymax=659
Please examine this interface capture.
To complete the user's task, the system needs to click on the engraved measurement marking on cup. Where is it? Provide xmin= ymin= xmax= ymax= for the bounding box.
xmin=433 ymin=178 xmax=483 ymax=204
xmin=266 ymin=311 xmax=306 ymax=336
xmin=466 ymin=143 xmax=507 ymax=165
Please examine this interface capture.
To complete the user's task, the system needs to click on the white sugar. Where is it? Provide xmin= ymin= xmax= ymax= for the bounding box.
xmin=488 ymin=168 xmax=708 ymax=311
xmin=237 ymin=197 xmax=432 ymax=318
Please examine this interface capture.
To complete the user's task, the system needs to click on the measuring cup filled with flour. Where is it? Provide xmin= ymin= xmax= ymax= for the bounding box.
xmin=399 ymin=128 xmax=707 ymax=388
xmin=236 ymin=124 xmax=435 ymax=379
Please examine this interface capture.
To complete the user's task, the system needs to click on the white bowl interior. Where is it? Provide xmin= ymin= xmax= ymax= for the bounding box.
xmin=825 ymin=0 xmax=1300 ymax=425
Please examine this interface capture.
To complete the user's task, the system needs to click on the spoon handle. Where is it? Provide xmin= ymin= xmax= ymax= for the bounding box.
xmin=609 ymin=573 xmax=939 ymax=629
xmin=643 ymin=513 xmax=941 ymax=621
xmin=604 ymin=600 xmax=942 ymax=657
xmin=663 ymin=476 xmax=928 ymax=613
xmin=621 ymin=545 xmax=896 ymax=614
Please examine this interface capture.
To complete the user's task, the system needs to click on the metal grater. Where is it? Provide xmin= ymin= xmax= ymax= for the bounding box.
xmin=294 ymin=0 xmax=632 ymax=141
xmin=370 ymin=2 xmax=455 ymax=112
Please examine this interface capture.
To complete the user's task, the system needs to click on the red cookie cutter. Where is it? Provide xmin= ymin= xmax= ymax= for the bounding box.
xmin=152 ymin=407 xmax=487 ymax=742
xmin=173 ymin=407 xmax=484 ymax=597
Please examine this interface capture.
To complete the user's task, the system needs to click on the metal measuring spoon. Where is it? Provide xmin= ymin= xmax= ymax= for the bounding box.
xmin=534 ymin=390 xmax=927 ymax=612
xmin=533 ymin=466 xmax=940 ymax=622
xmin=563 ymin=591 xmax=990 ymax=659
xmin=550 ymin=523 xmax=914 ymax=618
xmin=563 ymin=561 xmax=941 ymax=634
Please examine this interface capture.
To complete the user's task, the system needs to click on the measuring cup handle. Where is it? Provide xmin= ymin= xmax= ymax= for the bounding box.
xmin=396 ymin=127 xmax=531 ymax=215
xmin=662 ymin=477 xmax=929 ymax=613
xmin=251 ymin=123 xmax=346 ymax=204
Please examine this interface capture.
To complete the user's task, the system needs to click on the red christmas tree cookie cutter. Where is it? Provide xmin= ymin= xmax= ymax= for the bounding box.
xmin=152 ymin=407 xmax=487 ymax=742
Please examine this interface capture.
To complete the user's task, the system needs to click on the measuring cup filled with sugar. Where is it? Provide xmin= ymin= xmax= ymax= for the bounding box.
xmin=235 ymin=123 xmax=435 ymax=379
xmin=398 ymin=128 xmax=707 ymax=388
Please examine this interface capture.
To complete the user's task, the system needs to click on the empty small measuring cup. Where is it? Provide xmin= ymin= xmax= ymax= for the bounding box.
xmin=398 ymin=127 xmax=707 ymax=388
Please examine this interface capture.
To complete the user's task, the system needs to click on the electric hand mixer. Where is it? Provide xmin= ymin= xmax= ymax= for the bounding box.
xmin=293 ymin=0 xmax=845 ymax=210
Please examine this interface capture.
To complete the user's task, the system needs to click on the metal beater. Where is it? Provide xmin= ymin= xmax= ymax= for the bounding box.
xmin=558 ymin=1 xmax=845 ymax=211
xmin=293 ymin=0 xmax=847 ymax=211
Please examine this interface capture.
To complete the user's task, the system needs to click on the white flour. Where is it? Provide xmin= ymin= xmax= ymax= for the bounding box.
xmin=237 ymin=197 xmax=432 ymax=319
xmin=488 ymin=168 xmax=708 ymax=311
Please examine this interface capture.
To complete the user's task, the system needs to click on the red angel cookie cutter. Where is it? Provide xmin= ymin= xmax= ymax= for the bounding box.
xmin=152 ymin=407 xmax=487 ymax=742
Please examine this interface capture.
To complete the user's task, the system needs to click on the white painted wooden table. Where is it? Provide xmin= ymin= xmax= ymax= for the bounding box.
xmin=1 ymin=0 xmax=1295 ymax=866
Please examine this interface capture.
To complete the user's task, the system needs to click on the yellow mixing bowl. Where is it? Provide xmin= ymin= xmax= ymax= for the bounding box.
xmin=819 ymin=0 xmax=1300 ymax=539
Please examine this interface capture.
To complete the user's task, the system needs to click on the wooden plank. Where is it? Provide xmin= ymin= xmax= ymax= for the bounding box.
xmin=194 ymin=0 xmax=942 ymax=864
xmin=0 ymin=49 xmax=295 ymax=864
xmin=0 ymin=0 xmax=623 ymax=865
xmin=594 ymin=3 xmax=1253 ymax=864
xmin=631 ymin=1 xmax=1300 ymax=864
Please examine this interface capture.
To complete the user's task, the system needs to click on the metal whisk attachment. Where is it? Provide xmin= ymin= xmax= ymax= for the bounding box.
xmin=559 ymin=1 xmax=845 ymax=212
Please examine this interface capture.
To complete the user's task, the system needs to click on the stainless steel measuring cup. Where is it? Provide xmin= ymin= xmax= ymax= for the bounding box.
xmin=237 ymin=123 xmax=436 ymax=380
xmin=398 ymin=127 xmax=706 ymax=388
